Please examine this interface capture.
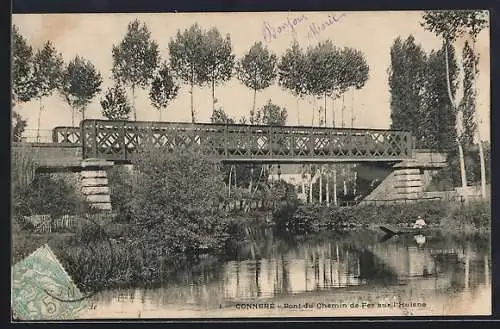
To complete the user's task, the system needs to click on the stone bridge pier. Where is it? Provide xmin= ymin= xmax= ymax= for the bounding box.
xmin=361 ymin=150 xmax=448 ymax=202
xmin=80 ymin=158 xmax=113 ymax=211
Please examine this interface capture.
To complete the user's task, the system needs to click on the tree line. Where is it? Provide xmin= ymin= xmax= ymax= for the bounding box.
xmin=390 ymin=10 xmax=488 ymax=198
xmin=11 ymin=19 xmax=370 ymax=141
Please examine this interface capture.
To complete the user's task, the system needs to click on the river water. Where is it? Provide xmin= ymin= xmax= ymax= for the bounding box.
xmin=81 ymin=230 xmax=491 ymax=318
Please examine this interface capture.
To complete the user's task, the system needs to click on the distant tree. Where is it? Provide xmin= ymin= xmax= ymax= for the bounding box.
xmin=421 ymin=10 xmax=488 ymax=195
xmin=338 ymin=47 xmax=370 ymax=91
xmin=302 ymin=42 xmax=368 ymax=202
xmin=252 ymin=100 xmax=287 ymax=193
xmin=278 ymin=41 xmax=307 ymax=124
xmin=210 ymin=107 xmax=235 ymax=124
xmin=236 ymin=42 xmax=277 ymax=123
xmin=149 ymin=61 xmax=179 ymax=121
xmin=255 ymin=100 xmax=288 ymax=126
xmin=303 ymin=41 xmax=340 ymax=126
xmin=214 ymin=103 xmax=267 ymax=196
xmin=100 ymin=84 xmax=132 ymax=120
xmin=203 ymin=28 xmax=235 ymax=116
xmin=61 ymin=56 xmax=102 ymax=125
xmin=169 ymin=24 xmax=208 ymax=123
xmin=421 ymin=44 xmax=458 ymax=151
xmin=112 ymin=19 xmax=160 ymax=121
xmin=11 ymin=25 xmax=36 ymax=105
xmin=11 ymin=26 xmax=34 ymax=143
xmin=301 ymin=43 xmax=369 ymax=128
xmin=335 ymin=47 xmax=369 ymax=127
xmin=12 ymin=112 xmax=27 ymax=142
xmin=210 ymin=107 xmax=237 ymax=198
xmin=459 ymin=41 xmax=477 ymax=148
xmin=31 ymin=41 xmax=64 ymax=142
xmin=388 ymin=36 xmax=428 ymax=145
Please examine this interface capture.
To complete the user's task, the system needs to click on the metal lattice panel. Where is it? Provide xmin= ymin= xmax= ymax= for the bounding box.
xmin=53 ymin=120 xmax=413 ymax=162
xmin=52 ymin=127 xmax=81 ymax=144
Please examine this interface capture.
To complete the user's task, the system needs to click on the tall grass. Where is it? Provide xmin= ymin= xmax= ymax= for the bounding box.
xmin=12 ymin=145 xmax=38 ymax=190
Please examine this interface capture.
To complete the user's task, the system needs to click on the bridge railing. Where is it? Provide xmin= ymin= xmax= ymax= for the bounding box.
xmin=53 ymin=120 xmax=413 ymax=162
xmin=52 ymin=126 xmax=81 ymax=144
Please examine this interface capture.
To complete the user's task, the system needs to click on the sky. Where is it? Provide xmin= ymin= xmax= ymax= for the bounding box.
xmin=12 ymin=11 xmax=490 ymax=141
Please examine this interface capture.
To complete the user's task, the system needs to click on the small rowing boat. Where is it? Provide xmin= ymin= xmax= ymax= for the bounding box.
xmin=379 ymin=225 xmax=431 ymax=236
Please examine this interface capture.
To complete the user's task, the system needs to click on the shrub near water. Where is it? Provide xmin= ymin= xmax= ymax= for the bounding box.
xmin=130 ymin=145 xmax=230 ymax=253
xmin=12 ymin=145 xmax=91 ymax=218
xmin=107 ymin=165 xmax=135 ymax=223
xmin=440 ymin=200 xmax=491 ymax=231
xmin=279 ymin=200 xmax=490 ymax=234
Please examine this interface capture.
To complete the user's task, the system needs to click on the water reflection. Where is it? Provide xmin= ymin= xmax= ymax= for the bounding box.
xmin=85 ymin=230 xmax=491 ymax=317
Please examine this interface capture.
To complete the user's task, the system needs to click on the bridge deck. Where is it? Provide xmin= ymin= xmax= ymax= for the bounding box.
xmin=13 ymin=142 xmax=82 ymax=171
xmin=51 ymin=120 xmax=413 ymax=163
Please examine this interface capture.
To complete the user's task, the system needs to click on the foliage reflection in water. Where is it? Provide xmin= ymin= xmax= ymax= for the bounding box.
xmin=84 ymin=229 xmax=491 ymax=318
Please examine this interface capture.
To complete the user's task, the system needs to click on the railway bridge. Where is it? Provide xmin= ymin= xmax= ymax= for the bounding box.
xmin=13 ymin=120 xmax=446 ymax=210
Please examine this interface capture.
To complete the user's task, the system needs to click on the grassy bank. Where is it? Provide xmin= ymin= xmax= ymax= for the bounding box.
xmin=12 ymin=145 xmax=491 ymax=294
xmin=12 ymin=219 xmax=226 ymax=291
xmin=12 ymin=198 xmax=490 ymax=292
xmin=274 ymin=199 xmax=491 ymax=235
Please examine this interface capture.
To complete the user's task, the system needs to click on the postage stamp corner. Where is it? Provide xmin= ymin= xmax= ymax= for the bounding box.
xmin=12 ymin=244 xmax=88 ymax=320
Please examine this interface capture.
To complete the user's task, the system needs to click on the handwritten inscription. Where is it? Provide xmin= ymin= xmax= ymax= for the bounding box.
xmin=307 ymin=13 xmax=347 ymax=39
xmin=263 ymin=14 xmax=308 ymax=43
xmin=263 ymin=13 xmax=347 ymax=43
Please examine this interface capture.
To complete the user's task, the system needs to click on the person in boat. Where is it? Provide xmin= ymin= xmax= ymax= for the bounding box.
xmin=414 ymin=234 xmax=426 ymax=246
xmin=413 ymin=216 xmax=427 ymax=229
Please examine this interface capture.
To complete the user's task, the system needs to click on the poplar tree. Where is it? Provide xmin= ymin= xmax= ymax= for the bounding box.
xmin=459 ymin=41 xmax=477 ymax=148
xmin=203 ymin=27 xmax=235 ymax=116
xmin=31 ymin=41 xmax=64 ymax=142
xmin=388 ymin=36 xmax=428 ymax=145
xmin=303 ymin=40 xmax=339 ymax=124
xmin=61 ymin=55 xmax=102 ymax=125
xmin=12 ymin=25 xmax=36 ymax=105
xmin=421 ymin=10 xmax=488 ymax=195
xmin=302 ymin=42 xmax=369 ymax=204
xmin=169 ymin=23 xmax=207 ymax=123
xmin=236 ymin=42 xmax=277 ymax=123
xmin=278 ymin=41 xmax=307 ymax=124
xmin=336 ymin=47 xmax=369 ymax=127
xmin=149 ymin=61 xmax=179 ymax=121
xmin=100 ymin=84 xmax=132 ymax=120
xmin=422 ymin=44 xmax=458 ymax=151
xmin=12 ymin=25 xmax=35 ymax=142
xmin=112 ymin=19 xmax=160 ymax=121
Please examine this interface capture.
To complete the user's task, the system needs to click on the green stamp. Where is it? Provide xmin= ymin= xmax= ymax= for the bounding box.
xmin=11 ymin=244 xmax=88 ymax=320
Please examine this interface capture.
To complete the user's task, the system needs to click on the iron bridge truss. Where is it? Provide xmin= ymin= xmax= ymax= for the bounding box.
xmin=52 ymin=120 xmax=414 ymax=163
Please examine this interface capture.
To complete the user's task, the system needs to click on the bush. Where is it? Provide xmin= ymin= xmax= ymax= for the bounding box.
xmin=129 ymin=145 xmax=230 ymax=253
xmin=13 ymin=147 xmax=92 ymax=219
xmin=16 ymin=173 xmax=90 ymax=217
xmin=107 ymin=165 xmax=135 ymax=223
xmin=427 ymin=145 xmax=491 ymax=191
xmin=440 ymin=200 xmax=491 ymax=230
xmin=275 ymin=199 xmax=489 ymax=234
xmin=75 ymin=222 xmax=109 ymax=245
xmin=11 ymin=220 xmax=77 ymax=265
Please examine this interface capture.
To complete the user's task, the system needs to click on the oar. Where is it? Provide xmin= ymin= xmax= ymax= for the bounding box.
xmin=379 ymin=225 xmax=398 ymax=235
xmin=378 ymin=225 xmax=399 ymax=242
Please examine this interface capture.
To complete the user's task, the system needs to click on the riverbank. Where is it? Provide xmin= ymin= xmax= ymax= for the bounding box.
xmin=276 ymin=199 xmax=491 ymax=235
xmin=12 ymin=198 xmax=490 ymax=293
